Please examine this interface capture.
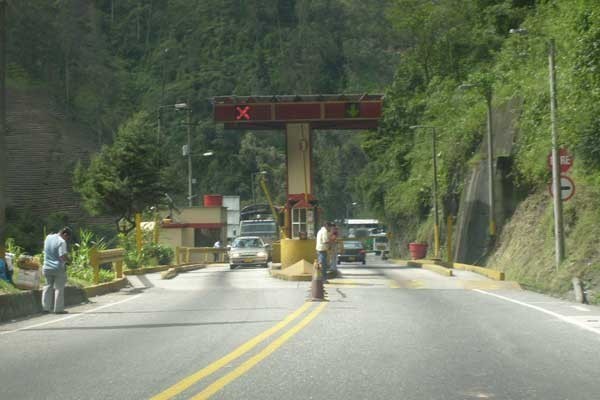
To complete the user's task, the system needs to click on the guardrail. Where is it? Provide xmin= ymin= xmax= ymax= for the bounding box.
xmin=89 ymin=248 xmax=126 ymax=284
xmin=175 ymin=247 xmax=229 ymax=265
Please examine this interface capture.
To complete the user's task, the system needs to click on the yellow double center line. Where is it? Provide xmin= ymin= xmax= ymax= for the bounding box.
xmin=151 ymin=301 xmax=327 ymax=400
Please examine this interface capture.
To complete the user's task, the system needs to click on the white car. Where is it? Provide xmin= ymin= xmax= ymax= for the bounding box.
xmin=228 ymin=236 xmax=269 ymax=269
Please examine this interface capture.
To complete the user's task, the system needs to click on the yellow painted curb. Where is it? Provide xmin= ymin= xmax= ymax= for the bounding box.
xmin=83 ymin=277 xmax=129 ymax=298
xmin=452 ymin=262 xmax=505 ymax=281
xmin=269 ymin=269 xmax=312 ymax=281
xmin=124 ymin=264 xmax=206 ymax=276
xmin=406 ymin=261 xmax=453 ymax=277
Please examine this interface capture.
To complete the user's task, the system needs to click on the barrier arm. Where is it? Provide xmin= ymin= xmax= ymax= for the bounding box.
xmin=259 ymin=175 xmax=287 ymax=239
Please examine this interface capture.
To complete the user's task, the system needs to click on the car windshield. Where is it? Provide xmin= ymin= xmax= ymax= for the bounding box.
xmin=232 ymin=238 xmax=263 ymax=248
xmin=240 ymin=221 xmax=276 ymax=234
xmin=343 ymin=241 xmax=363 ymax=249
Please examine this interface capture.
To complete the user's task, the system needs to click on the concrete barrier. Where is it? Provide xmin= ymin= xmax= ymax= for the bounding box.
xmin=407 ymin=261 xmax=453 ymax=277
xmin=452 ymin=262 xmax=505 ymax=281
xmin=0 ymin=286 xmax=87 ymax=322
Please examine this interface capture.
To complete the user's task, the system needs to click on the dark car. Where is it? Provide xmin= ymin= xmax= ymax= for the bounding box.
xmin=337 ymin=240 xmax=366 ymax=265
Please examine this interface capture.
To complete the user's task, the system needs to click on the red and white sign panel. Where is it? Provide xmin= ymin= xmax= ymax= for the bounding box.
xmin=549 ymin=175 xmax=575 ymax=201
xmin=547 ymin=148 xmax=573 ymax=173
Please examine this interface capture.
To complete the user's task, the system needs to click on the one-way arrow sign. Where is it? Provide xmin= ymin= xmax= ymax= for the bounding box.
xmin=549 ymin=175 xmax=575 ymax=201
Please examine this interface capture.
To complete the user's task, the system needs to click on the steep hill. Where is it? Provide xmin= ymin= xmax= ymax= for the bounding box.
xmin=487 ymin=187 xmax=600 ymax=304
xmin=6 ymin=86 xmax=102 ymax=222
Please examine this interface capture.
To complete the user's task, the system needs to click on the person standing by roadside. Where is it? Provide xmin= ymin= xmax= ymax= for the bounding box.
xmin=328 ymin=223 xmax=339 ymax=274
xmin=316 ymin=221 xmax=332 ymax=282
xmin=42 ymin=227 xmax=72 ymax=314
xmin=213 ymin=239 xmax=221 ymax=262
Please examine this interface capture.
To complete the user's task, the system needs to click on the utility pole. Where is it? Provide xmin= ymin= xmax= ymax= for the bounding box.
xmin=509 ymin=29 xmax=565 ymax=269
xmin=430 ymin=127 xmax=440 ymax=259
xmin=549 ymin=38 xmax=565 ymax=268
xmin=186 ymin=104 xmax=192 ymax=207
xmin=410 ymin=125 xmax=440 ymax=259
xmin=0 ymin=0 xmax=7 ymax=258
xmin=485 ymin=91 xmax=496 ymax=238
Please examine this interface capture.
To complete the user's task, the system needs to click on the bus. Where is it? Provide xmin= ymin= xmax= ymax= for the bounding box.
xmin=370 ymin=232 xmax=390 ymax=258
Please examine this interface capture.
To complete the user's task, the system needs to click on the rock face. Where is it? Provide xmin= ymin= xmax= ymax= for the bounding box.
xmin=5 ymin=87 xmax=101 ymax=221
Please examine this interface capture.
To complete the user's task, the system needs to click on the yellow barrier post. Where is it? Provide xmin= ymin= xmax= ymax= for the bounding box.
xmin=153 ymin=212 xmax=160 ymax=244
xmin=135 ymin=213 xmax=142 ymax=252
xmin=186 ymin=247 xmax=190 ymax=263
xmin=447 ymin=215 xmax=454 ymax=264
xmin=175 ymin=247 xmax=180 ymax=265
xmin=90 ymin=248 xmax=100 ymax=284
xmin=115 ymin=259 xmax=123 ymax=279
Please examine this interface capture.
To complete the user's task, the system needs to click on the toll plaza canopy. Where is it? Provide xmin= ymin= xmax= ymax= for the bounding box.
xmin=212 ymin=94 xmax=384 ymax=130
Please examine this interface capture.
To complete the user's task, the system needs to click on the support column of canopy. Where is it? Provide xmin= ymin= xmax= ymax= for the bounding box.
xmin=281 ymin=123 xmax=319 ymax=268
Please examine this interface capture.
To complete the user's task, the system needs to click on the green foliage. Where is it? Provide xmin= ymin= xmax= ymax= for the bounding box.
xmin=5 ymin=238 xmax=24 ymax=260
xmin=68 ymin=229 xmax=112 ymax=285
xmin=142 ymin=242 xmax=174 ymax=266
xmin=74 ymin=111 xmax=171 ymax=230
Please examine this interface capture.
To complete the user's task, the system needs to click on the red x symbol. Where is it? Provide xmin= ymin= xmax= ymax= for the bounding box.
xmin=235 ymin=106 xmax=251 ymax=120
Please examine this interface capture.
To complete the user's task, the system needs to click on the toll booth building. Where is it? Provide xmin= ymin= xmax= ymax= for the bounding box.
xmin=159 ymin=195 xmax=227 ymax=253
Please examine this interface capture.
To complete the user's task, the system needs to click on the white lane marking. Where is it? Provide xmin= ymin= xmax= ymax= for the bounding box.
xmin=0 ymin=293 xmax=143 ymax=336
xmin=571 ymin=305 xmax=591 ymax=312
xmin=473 ymin=289 xmax=600 ymax=337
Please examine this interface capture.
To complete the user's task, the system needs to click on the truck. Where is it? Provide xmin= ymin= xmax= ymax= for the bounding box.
xmin=239 ymin=204 xmax=280 ymax=245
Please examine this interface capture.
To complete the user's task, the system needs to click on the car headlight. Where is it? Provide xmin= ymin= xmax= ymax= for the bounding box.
xmin=231 ymin=252 xmax=240 ymax=258
xmin=257 ymin=251 xmax=267 ymax=258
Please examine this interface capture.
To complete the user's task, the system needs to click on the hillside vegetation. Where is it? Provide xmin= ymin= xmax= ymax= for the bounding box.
xmin=4 ymin=0 xmax=600 ymax=300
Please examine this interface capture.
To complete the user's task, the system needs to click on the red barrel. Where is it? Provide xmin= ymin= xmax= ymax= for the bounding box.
xmin=203 ymin=194 xmax=223 ymax=207
xmin=408 ymin=242 xmax=428 ymax=260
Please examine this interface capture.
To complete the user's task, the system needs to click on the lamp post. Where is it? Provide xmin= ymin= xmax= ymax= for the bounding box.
xmin=410 ymin=125 xmax=440 ymax=259
xmin=173 ymin=102 xmax=194 ymax=207
xmin=0 ymin=0 xmax=6 ymax=259
xmin=458 ymin=83 xmax=496 ymax=238
xmin=251 ymin=170 xmax=268 ymax=204
xmin=345 ymin=201 xmax=358 ymax=220
xmin=510 ymin=28 xmax=565 ymax=269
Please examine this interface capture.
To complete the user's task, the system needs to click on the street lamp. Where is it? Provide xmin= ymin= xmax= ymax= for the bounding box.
xmin=345 ymin=201 xmax=358 ymax=220
xmin=251 ymin=170 xmax=268 ymax=204
xmin=458 ymin=82 xmax=496 ymax=238
xmin=509 ymin=28 xmax=565 ymax=269
xmin=0 ymin=0 xmax=7 ymax=259
xmin=172 ymin=102 xmax=195 ymax=206
xmin=410 ymin=125 xmax=440 ymax=259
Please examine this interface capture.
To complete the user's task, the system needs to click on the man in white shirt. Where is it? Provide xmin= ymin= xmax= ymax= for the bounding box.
xmin=42 ymin=227 xmax=72 ymax=314
xmin=315 ymin=222 xmax=332 ymax=282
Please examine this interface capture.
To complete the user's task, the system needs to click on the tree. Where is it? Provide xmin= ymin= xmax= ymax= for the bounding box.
xmin=74 ymin=111 xmax=169 ymax=232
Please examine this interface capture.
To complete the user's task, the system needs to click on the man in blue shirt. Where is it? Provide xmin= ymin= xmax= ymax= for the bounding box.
xmin=42 ymin=227 xmax=72 ymax=314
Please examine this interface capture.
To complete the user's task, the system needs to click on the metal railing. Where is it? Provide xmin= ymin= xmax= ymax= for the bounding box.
xmin=175 ymin=247 xmax=229 ymax=265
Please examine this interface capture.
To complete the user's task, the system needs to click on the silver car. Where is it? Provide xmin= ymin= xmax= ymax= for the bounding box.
xmin=228 ymin=236 xmax=269 ymax=269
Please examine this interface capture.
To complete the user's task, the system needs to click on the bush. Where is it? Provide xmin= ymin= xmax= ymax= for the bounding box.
xmin=68 ymin=229 xmax=112 ymax=284
xmin=143 ymin=243 xmax=174 ymax=266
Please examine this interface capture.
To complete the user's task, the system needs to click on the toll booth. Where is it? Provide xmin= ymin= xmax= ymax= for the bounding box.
xmin=213 ymin=94 xmax=383 ymax=267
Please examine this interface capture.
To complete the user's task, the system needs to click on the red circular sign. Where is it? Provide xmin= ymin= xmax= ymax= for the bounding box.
xmin=547 ymin=148 xmax=573 ymax=173
xmin=548 ymin=175 xmax=575 ymax=201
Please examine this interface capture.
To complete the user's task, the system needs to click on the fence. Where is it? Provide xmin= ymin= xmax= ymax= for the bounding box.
xmin=89 ymin=248 xmax=125 ymax=284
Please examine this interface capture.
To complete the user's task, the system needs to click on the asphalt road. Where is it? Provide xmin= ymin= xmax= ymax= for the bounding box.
xmin=1 ymin=255 xmax=599 ymax=400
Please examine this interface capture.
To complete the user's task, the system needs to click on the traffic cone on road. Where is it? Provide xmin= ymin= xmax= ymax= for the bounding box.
xmin=309 ymin=260 xmax=327 ymax=302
